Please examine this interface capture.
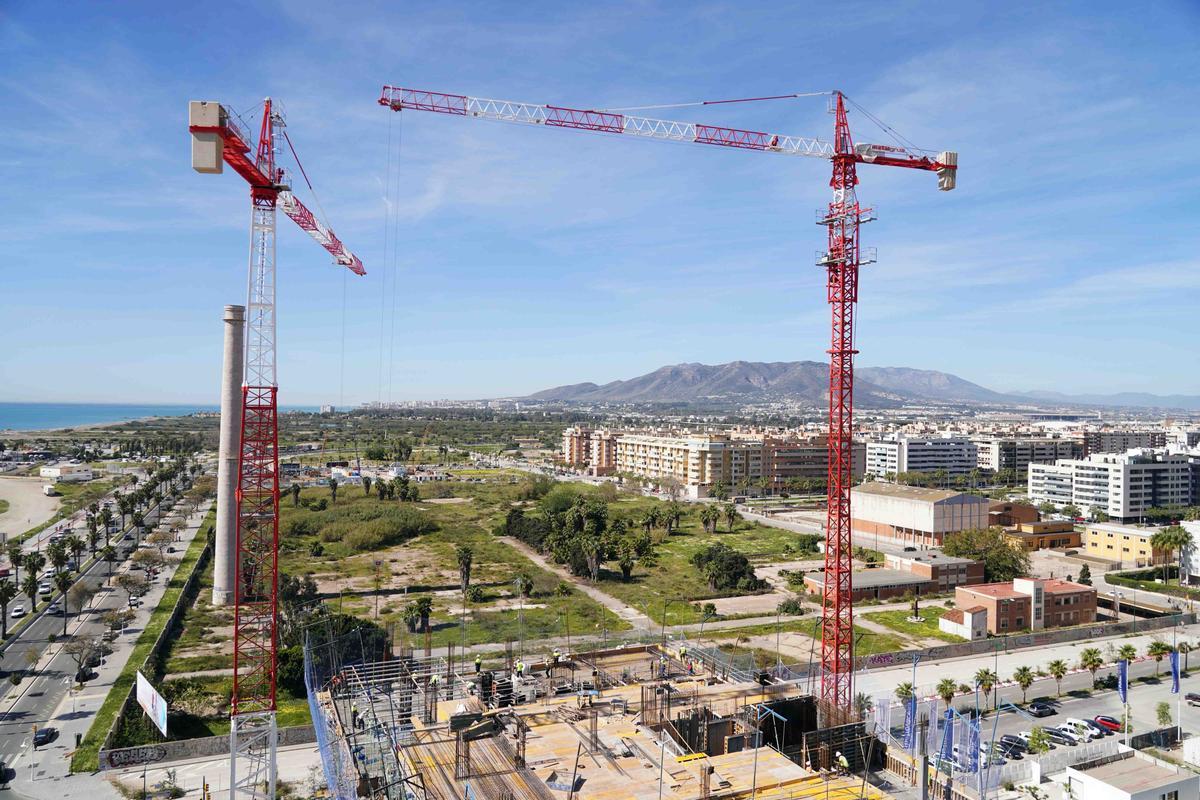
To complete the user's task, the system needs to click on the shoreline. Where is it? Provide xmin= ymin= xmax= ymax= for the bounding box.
xmin=0 ymin=402 xmax=319 ymax=434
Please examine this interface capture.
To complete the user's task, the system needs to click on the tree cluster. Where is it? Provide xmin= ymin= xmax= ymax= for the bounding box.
xmin=690 ymin=542 xmax=764 ymax=592
xmin=941 ymin=527 xmax=1031 ymax=582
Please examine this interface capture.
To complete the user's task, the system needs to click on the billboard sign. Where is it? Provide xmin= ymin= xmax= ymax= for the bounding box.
xmin=136 ymin=671 xmax=168 ymax=736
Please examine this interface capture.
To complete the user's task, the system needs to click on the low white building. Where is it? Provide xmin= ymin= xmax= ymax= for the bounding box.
xmin=38 ymin=463 xmax=93 ymax=483
xmin=850 ymin=483 xmax=990 ymax=548
xmin=1183 ymin=520 xmax=1200 ymax=587
xmin=1066 ymin=750 xmax=1198 ymax=800
xmin=938 ymin=605 xmax=986 ymax=640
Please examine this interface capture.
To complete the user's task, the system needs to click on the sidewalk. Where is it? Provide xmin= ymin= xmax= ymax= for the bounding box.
xmin=6 ymin=500 xmax=213 ymax=800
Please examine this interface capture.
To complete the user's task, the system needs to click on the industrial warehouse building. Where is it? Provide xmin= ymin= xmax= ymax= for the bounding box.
xmin=850 ymin=483 xmax=990 ymax=548
xmin=38 ymin=463 xmax=93 ymax=482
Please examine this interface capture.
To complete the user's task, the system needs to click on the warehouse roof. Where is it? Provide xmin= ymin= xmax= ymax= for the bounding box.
xmin=807 ymin=568 xmax=929 ymax=590
xmin=852 ymin=483 xmax=985 ymax=503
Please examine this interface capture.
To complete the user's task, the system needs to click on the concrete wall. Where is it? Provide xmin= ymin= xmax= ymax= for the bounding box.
xmin=100 ymin=725 xmax=315 ymax=770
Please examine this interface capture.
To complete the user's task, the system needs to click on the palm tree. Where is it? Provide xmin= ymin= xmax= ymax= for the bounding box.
xmin=0 ymin=579 xmax=17 ymax=638
xmin=1047 ymin=659 xmax=1068 ymax=696
xmin=1179 ymin=641 xmax=1192 ymax=672
xmin=363 ymin=476 xmax=372 ymax=496
xmin=1013 ymin=666 xmax=1035 ymax=703
xmin=895 ymin=681 xmax=915 ymax=702
xmin=456 ymin=545 xmax=473 ymax=593
xmin=290 ymin=484 xmax=301 ymax=507
xmin=936 ymin=677 xmax=958 ymax=707
xmin=1150 ymin=526 xmax=1193 ymax=584
xmin=47 ymin=543 xmax=69 ymax=574
xmin=6 ymin=544 xmax=23 ymax=586
xmin=974 ymin=668 xmax=997 ymax=710
xmin=723 ymin=503 xmax=739 ymax=532
xmin=1147 ymin=641 xmax=1173 ymax=676
xmin=53 ymin=572 xmax=72 ymax=636
xmin=101 ymin=546 xmax=118 ymax=581
xmin=100 ymin=507 xmax=114 ymax=544
xmin=67 ymin=536 xmax=86 ymax=572
xmin=25 ymin=552 xmax=46 ymax=582
xmin=854 ymin=692 xmax=873 ymax=720
xmin=86 ymin=523 xmax=102 ymax=558
xmin=1117 ymin=643 xmax=1138 ymax=662
xmin=328 ymin=477 xmax=339 ymax=504
xmin=700 ymin=506 xmax=719 ymax=534
xmin=1079 ymin=648 xmax=1104 ymax=686
xmin=21 ymin=573 xmax=39 ymax=614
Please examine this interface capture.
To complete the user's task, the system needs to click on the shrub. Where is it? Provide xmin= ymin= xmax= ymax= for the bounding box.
xmin=342 ymin=510 xmax=437 ymax=553
xmin=690 ymin=543 xmax=764 ymax=593
xmin=465 ymin=585 xmax=485 ymax=603
xmin=777 ymin=598 xmax=806 ymax=616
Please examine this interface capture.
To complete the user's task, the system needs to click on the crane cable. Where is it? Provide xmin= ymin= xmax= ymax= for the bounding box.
xmin=378 ymin=110 xmax=394 ymax=405
xmin=840 ymin=95 xmax=934 ymax=155
xmin=386 ymin=114 xmax=403 ymax=404
xmin=600 ymin=91 xmax=830 ymax=112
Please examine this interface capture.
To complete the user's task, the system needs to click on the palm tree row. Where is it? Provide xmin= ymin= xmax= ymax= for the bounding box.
xmin=898 ymin=639 xmax=1191 ymax=709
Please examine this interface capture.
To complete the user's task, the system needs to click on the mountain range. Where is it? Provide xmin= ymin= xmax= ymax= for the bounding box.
xmin=525 ymin=361 xmax=1200 ymax=410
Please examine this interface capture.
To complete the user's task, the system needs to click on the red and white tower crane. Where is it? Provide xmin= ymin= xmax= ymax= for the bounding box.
xmin=189 ymin=99 xmax=365 ymax=799
xmin=378 ymin=84 xmax=956 ymax=712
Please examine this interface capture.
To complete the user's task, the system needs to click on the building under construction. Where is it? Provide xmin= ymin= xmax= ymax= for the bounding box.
xmin=304 ymin=632 xmax=887 ymax=800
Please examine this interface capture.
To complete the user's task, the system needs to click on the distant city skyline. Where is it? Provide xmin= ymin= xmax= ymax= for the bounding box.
xmin=3 ymin=2 xmax=1198 ymax=405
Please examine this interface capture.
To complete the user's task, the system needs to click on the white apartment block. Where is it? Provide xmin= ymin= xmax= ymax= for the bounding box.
xmin=973 ymin=437 xmax=1076 ymax=477
xmin=1082 ymin=430 xmax=1166 ymax=456
xmin=866 ymin=436 xmax=978 ymax=479
xmin=1028 ymin=448 xmax=1193 ymax=521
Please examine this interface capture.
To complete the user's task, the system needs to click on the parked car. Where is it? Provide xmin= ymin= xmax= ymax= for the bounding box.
xmin=999 ymin=734 xmax=1028 ymax=751
xmin=1064 ymin=718 xmax=1098 ymax=741
xmin=1045 ymin=728 xmax=1077 ymax=746
xmin=1056 ymin=724 xmax=1088 ymax=743
xmin=10 ymin=606 xmax=24 ymax=619
xmin=997 ymin=743 xmax=1024 ymax=760
xmin=1093 ymin=715 xmax=1122 ymax=732
xmin=1186 ymin=693 xmax=1200 ymax=708
xmin=32 ymin=727 xmax=55 ymax=747
xmin=1081 ymin=718 xmax=1110 ymax=737
xmin=1027 ymin=701 xmax=1056 ymax=717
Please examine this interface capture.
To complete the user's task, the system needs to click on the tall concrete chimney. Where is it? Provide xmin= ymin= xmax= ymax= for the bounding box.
xmin=213 ymin=304 xmax=245 ymax=606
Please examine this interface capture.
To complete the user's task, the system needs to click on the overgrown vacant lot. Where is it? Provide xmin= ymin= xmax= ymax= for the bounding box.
xmin=280 ymin=480 xmax=628 ymax=648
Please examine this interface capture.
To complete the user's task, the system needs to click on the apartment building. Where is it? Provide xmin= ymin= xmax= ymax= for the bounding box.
xmin=865 ymin=436 xmax=978 ymax=479
xmin=562 ymin=426 xmax=592 ymax=467
xmin=955 ymin=577 xmax=1096 ymax=634
xmin=973 ymin=437 xmax=1077 ymax=477
xmin=1028 ymin=449 xmax=1192 ymax=521
xmin=850 ymin=483 xmax=990 ymax=548
xmin=560 ymin=426 xmax=621 ymax=476
xmin=762 ymin=435 xmax=865 ymax=490
xmin=613 ymin=433 xmax=763 ymax=498
xmin=1082 ymin=430 xmax=1167 ymax=456
xmin=1082 ymin=522 xmax=1167 ymax=568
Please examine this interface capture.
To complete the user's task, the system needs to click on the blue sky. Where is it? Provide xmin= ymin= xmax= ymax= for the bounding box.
xmin=2 ymin=1 xmax=1198 ymax=405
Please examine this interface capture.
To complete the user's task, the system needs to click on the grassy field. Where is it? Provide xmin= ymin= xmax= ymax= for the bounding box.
xmin=0 ymin=499 xmax=8 ymax=515
xmin=580 ymin=495 xmax=816 ymax=626
xmin=72 ymin=508 xmax=214 ymax=772
xmin=861 ymin=606 xmax=963 ymax=643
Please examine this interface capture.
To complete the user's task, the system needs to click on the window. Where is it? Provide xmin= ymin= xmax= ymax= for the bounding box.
xmin=1160 ymin=791 xmax=1178 ymax=800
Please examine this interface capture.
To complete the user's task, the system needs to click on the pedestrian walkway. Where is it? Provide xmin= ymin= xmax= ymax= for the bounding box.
xmin=500 ymin=535 xmax=655 ymax=630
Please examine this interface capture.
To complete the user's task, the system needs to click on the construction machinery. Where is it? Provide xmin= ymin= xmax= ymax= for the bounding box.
xmin=189 ymin=98 xmax=366 ymax=799
xmin=378 ymin=84 xmax=956 ymax=712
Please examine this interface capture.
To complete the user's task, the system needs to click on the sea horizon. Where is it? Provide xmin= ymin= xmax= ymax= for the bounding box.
xmin=0 ymin=401 xmax=322 ymax=432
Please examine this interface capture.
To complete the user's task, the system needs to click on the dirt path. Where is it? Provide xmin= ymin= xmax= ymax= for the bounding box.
xmin=499 ymin=536 xmax=655 ymax=630
xmin=0 ymin=476 xmax=60 ymax=535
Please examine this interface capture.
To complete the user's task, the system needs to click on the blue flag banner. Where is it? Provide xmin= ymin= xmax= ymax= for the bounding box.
xmin=967 ymin=720 xmax=980 ymax=773
xmin=1117 ymin=659 xmax=1128 ymax=704
xmin=939 ymin=708 xmax=954 ymax=766
xmin=1170 ymin=650 xmax=1180 ymax=694
xmin=903 ymin=695 xmax=917 ymax=751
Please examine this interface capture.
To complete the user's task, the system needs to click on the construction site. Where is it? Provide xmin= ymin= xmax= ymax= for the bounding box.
xmin=187 ymin=76 xmax=956 ymax=800
xmin=304 ymin=631 xmax=887 ymax=800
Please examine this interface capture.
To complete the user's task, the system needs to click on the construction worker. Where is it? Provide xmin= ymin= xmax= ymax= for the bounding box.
xmin=429 ymin=673 xmax=440 ymax=698
xmin=552 ymin=648 xmax=561 ymax=666
xmin=836 ymin=751 xmax=849 ymax=776
xmin=350 ymin=702 xmax=360 ymax=731
xmin=679 ymin=646 xmax=687 ymax=661
xmin=474 ymin=654 xmax=482 ymax=674
xmin=516 ymin=660 xmax=525 ymax=678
